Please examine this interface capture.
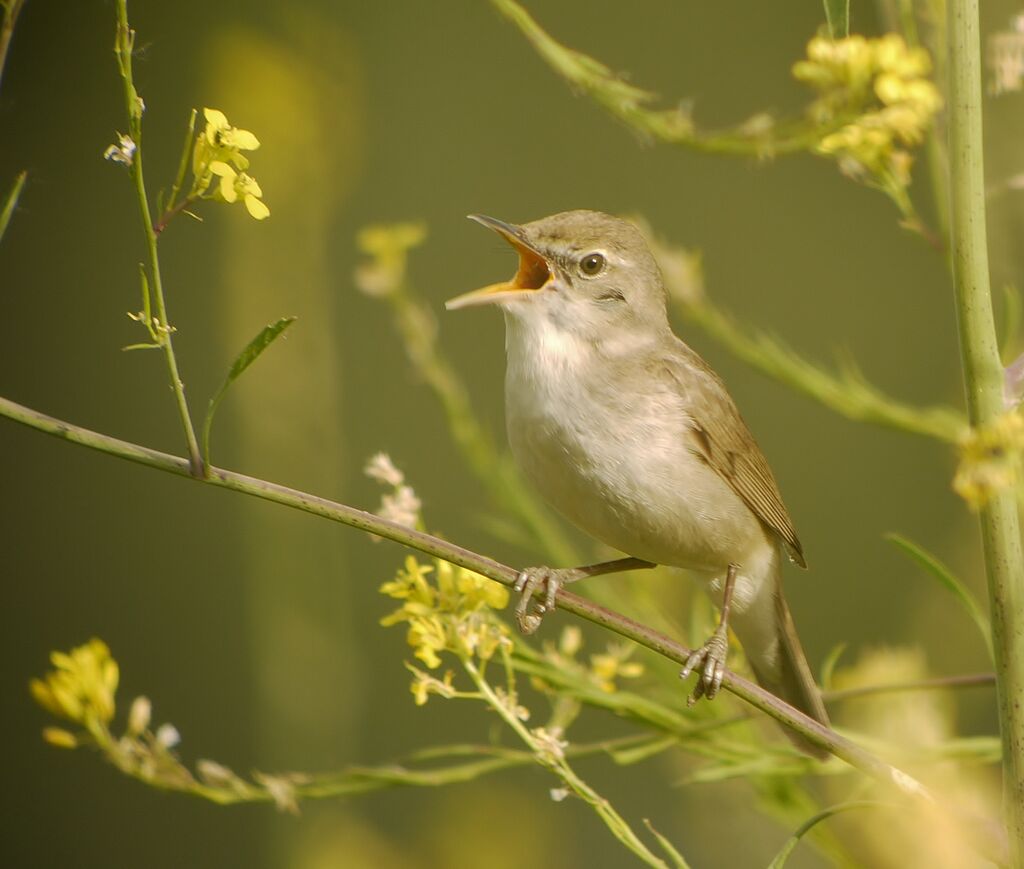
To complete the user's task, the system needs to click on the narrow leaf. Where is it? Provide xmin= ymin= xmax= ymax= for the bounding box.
xmin=823 ymin=0 xmax=849 ymax=39
xmin=886 ymin=533 xmax=993 ymax=658
xmin=643 ymin=819 xmax=692 ymax=869
xmin=202 ymin=316 xmax=296 ymax=466
xmin=0 ymin=170 xmax=27 ymax=246
xmin=138 ymin=263 xmax=152 ymax=332
xmin=768 ymin=801 xmax=884 ymax=868
xmin=121 ymin=343 xmax=162 ymax=352
xmin=226 ymin=316 xmax=296 ymax=382
xmin=819 ymin=642 xmax=847 ymax=690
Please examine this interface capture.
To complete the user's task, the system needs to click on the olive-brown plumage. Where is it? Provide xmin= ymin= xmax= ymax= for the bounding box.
xmin=448 ymin=209 xmax=828 ymax=755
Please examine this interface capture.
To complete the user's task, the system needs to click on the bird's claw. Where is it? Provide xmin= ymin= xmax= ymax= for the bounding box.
xmin=514 ymin=566 xmax=568 ymax=634
xmin=679 ymin=628 xmax=729 ymax=704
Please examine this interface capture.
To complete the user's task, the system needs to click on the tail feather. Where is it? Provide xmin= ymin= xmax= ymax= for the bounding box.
xmin=726 ymin=554 xmax=830 ymax=759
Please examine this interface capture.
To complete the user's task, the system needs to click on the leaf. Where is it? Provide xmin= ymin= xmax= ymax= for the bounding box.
xmin=642 ymin=819 xmax=692 ymax=869
xmin=121 ymin=343 xmax=162 ymax=352
xmin=819 ymin=642 xmax=847 ymax=690
xmin=0 ymin=170 xmax=27 ymax=246
xmin=201 ymin=316 xmax=296 ymax=466
xmin=823 ymin=0 xmax=849 ymax=39
xmin=768 ymin=801 xmax=884 ymax=868
xmin=885 ymin=533 xmax=993 ymax=659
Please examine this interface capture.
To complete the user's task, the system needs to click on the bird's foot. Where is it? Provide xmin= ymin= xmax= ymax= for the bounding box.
xmin=514 ymin=566 xmax=580 ymax=634
xmin=679 ymin=626 xmax=729 ymax=705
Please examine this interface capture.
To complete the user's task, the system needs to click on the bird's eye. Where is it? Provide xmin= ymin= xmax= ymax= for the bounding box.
xmin=578 ymin=252 xmax=605 ymax=277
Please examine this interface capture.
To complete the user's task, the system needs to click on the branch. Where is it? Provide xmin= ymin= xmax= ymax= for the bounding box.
xmin=948 ymin=0 xmax=1024 ymax=861
xmin=0 ymin=397 xmax=958 ymax=787
xmin=0 ymin=394 xmax=1007 ymax=861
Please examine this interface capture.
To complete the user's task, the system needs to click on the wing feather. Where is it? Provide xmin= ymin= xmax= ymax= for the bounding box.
xmin=660 ymin=347 xmax=806 ymax=568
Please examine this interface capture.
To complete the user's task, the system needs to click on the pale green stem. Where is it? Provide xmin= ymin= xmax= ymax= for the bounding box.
xmin=114 ymin=1 xmax=203 ymax=476
xmin=947 ymin=0 xmax=1024 ymax=861
xmin=462 ymin=655 xmax=679 ymax=868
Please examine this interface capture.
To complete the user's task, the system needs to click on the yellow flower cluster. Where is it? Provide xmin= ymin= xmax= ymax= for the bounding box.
xmin=192 ymin=108 xmax=269 ymax=220
xmin=954 ymin=412 xmax=1024 ymax=508
xmin=793 ymin=34 xmax=942 ymax=190
xmin=380 ymin=556 xmax=510 ymax=676
xmin=30 ymin=638 xmax=119 ymax=746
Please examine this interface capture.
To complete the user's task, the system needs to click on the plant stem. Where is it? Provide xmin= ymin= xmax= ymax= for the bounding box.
xmin=114 ymin=1 xmax=203 ymax=476
xmin=0 ymin=0 xmax=25 ymax=95
xmin=948 ymin=1 xmax=1024 ymax=862
xmin=463 ymin=656 xmax=679 ymax=868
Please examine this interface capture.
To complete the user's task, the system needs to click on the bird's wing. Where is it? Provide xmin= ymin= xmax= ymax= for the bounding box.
xmin=659 ymin=347 xmax=806 ymax=568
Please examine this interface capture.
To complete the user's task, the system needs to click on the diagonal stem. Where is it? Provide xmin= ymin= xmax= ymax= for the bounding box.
xmin=0 ymin=392 xmax=991 ymax=839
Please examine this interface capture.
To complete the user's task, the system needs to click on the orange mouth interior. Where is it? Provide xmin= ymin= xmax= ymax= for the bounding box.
xmin=510 ymin=242 xmax=550 ymax=290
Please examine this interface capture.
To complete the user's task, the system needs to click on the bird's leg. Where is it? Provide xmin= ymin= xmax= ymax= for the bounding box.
xmin=514 ymin=556 xmax=655 ymax=634
xmin=680 ymin=563 xmax=738 ymax=704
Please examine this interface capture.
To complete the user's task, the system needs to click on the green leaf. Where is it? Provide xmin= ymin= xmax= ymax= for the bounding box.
xmin=819 ymin=642 xmax=847 ymax=690
xmin=121 ymin=343 xmax=162 ymax=352
xmin=201 ymin=316 xmax=296 ymax=466
xmin=768 ymin=801 xmax=884 ymax=868
xmin=642 ymin=819 xmax=692 ymax=869
xmin=823 ymin=0 xmax=849 ymax=39
xmin=885 ymin=533 xmax=993 ymax=659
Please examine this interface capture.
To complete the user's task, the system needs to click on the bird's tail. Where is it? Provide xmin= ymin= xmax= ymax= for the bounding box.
xmin=727 ymin=552 xmax=830 ymax=759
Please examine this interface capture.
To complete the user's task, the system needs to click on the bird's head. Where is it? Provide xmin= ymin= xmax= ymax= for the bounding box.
xmin=446 ymin=210 xmax=670 ymax=343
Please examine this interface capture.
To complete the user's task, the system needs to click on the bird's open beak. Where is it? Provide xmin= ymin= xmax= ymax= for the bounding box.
xmin=445 ymin=214 xmax=552 ymax=310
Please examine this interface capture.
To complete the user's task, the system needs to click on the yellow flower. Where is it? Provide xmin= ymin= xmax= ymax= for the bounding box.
xmin=202 ymin=107 xmax=260 ymax=153
xmin=793 ymin=32 xmax=941 ymax=195
xmin=380 ymin=555 xmax=512 ymax=683
xmin=954 ymin=413 xmax=1024 ymax=508
xmin=30 ymin=638 xmax=119 ymax=729
xmin=208 ymin=162 xmax=270 ymax=220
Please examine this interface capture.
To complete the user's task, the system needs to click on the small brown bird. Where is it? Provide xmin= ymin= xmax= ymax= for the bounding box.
xmin=447 ymin=210 xmax=829 ymax=754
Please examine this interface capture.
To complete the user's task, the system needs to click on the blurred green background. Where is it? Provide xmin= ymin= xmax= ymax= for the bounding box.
xmin=1 ymin=1 xmax=1018 ymax=866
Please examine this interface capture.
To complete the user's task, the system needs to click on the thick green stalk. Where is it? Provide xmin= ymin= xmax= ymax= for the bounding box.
xmin=947 ymin=0 xmax=1024 ymax=860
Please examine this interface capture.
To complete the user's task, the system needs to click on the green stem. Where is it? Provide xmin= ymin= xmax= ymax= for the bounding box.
xmin=947 ymin=0 xmax=1024 ymax=861
xmin=0 ymin=0 xmax=25 ymax=95
xmin=463 ymin=656 xmax=678 ymax=868
xmin=114 ymin=1 xmax=203 ymax=476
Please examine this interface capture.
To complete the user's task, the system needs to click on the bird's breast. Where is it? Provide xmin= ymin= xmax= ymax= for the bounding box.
xmin=503 ymin=326 xmax=763 ymax=570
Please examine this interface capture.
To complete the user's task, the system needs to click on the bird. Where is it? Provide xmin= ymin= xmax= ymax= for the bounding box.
xmin=445 ymin=209 xmax=829 ymax=755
